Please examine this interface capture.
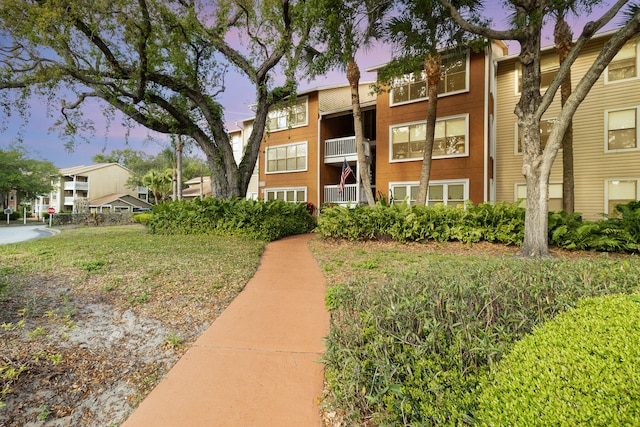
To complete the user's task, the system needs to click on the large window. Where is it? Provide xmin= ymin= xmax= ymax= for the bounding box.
xmin=264 ymin=187 xmax=306 ymax=203
xmin=390 ymin=54 xmax=468 ymax=105
xmin=606 ymin=179 xmax=639 ymax=217
xmin=391 ymin=115 xmax=468 ymax=161
xmin=606 ymin=108 xmax=638 ymax=151
xmin=517 ymin=54 xmax=558 ymax=92
xmin=267 ymin=97 xmax=308 ymax=131
xmin=390 ymin=180 xmax=468 ymax=207
xmin=266 ymin=142 xmax=307 ymax=173
xmin=607 ymin=39 xmax=638 ymax=83
xmin=515 ymin=183 xmax=563 ymax=211
xmin=515 ymin=118 xmax=556 ymax=154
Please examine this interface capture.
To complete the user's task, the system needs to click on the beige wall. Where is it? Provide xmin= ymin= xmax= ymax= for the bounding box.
xmin=86 ymin=165 xmax=136 ymax=199
xmin=495 ymin=35 xmax=640 ymax=220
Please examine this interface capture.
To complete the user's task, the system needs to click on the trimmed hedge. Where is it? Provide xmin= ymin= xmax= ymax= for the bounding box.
xmin=476 ymin=293 xmax=640 ymax=426
xmin=147 ymin=198 xmax=316 ymax=242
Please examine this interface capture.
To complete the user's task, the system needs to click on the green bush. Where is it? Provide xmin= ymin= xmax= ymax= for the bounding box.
xmin=476 ymin=293 xmax=640 ymax=426
xmin=321 ymin=256 xmax=640 ymax=426
xmin=147 ymin=198 xmax=316 ymax=242
xmin=133 ymin=213 xmax=153 ymax=225
xmin=317 ymin=201 xmax=640 ymax=253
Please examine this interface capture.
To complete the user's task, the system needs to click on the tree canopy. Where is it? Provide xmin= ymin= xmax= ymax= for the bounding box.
xmin=0 ymin=145 xmax=58 ymax=204
xmin=0 ymin=0 xmax=315 ymax=198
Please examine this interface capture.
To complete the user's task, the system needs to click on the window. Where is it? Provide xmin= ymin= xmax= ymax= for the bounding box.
xmin=267 ymin=97 xmax=308 ymax=131
xmin=515 ymin=183 xmax=563 ymax=211
xmin=266 ymin=142 xmax=307 ymax=173
xmin=606 ymin=179 xmax=639 ymax=217
xmin=391 ymin=116 xmax=468 ymax=161
xmin=390 ymin=180 xmax=468 ymax=207
xmin=607 ymin=39 xmax=638 ymax=83
xmin=390 ymin=54 xmax=468 ymax=105
xmin=515 ymin=118 xmax=556 ymax=154
xmin=517 ymin=54 xmax=558 ymax=92
xmin=264 ymin=187 xmax=307 ymax=203
xmin=606 ymin=108 xmax=638 ymax=151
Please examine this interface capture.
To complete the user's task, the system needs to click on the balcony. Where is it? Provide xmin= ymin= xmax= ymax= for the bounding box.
xmin=64 ymin=181 xmax=89 ymax=191
xmin=324 ymin=184 xmax=374 ymax=206
xmin=324 ymin=136 xmax=373 ymax=164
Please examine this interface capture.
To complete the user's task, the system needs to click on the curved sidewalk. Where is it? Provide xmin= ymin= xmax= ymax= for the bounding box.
xmin=122 ymin=233 xmax=330 ymax=427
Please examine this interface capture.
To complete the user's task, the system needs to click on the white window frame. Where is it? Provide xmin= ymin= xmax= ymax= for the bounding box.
xmin=514 ymin=117 xmax=557 ymax=155
xmin=605 ymin=38 xmax=639 ymax=84
xmin=604 ymin=106 xmax=639 ymax=153
xmin=515 ymin=53 xmax=559 ymax=95
xmin=514 ymin=182 xmax=563 ymax=211
xmin=604 ymin=178 xmax=640 ymax=216
xmin=263 ymin=187 xmax=307 ymax=203
xmin=389 ymin=114 xmax=469 ymax=163
xmin=267 ymin=96 xmax=309 ymax=132
xmin=390 ymin=52 xmax=470 ymax=107
xmin=265 ymin=141 xmax=308 ymax=174
xmin=388 ymin=179 xmax=469 ymax=206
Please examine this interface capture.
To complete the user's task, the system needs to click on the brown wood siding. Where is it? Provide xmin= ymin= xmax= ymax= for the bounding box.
xmin=495 ymin=35 xmax=640 ymax=220
xmin=258 ymin=93 xmax=320 ymax=204
xmin=375 ymin=51 xmax=489 ymax=204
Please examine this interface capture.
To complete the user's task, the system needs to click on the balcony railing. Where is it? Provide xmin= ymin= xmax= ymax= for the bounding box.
xmin=64 ymin=181 xmax=89 ymax=191
xmin=324 ymin=184 xmax=374 ymax=206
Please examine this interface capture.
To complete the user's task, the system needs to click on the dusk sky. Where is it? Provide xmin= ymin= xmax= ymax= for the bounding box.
xmin=0 ymin=2 xmax=622 ymax=169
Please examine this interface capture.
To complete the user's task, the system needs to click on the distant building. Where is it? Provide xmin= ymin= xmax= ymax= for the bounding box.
xmin=35 ymin=163 xmax=150 ymax=216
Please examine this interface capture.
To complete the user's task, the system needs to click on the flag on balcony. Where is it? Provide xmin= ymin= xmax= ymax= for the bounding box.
xmin=339 ymin=159 xmax=353 ymax=193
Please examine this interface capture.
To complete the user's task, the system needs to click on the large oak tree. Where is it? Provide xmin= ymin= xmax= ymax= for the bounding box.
xmin=0 ymin=0 xmax=314 ymax=198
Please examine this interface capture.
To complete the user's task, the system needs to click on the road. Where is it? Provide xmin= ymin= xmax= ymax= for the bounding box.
xmin=0 ymin=225 xmax=57 ymax=245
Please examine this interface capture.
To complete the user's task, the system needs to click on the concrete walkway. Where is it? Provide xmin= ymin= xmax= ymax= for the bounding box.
xmin=122 ymin=233 xmax=330 ymax=427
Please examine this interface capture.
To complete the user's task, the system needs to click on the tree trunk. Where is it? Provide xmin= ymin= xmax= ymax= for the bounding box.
xmin=347 ymin=59 xmax=376 ymax=207
xmin=416 ymin=54 xmax=441 ymax=205
xmin=176 ymin=135 xmax=183 ymax=201
xmin=555 ymin=15 xmax=574 ymax=213
xmin=517 ymin=30 xmax=551 ymax=257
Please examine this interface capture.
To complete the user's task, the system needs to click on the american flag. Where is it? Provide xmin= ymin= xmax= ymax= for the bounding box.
xmin=339 ymin=159 xmax=353 ymax=193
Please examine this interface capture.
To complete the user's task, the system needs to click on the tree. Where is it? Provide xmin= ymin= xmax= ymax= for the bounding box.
xmin=308 ymin=0 xmax=391 ymax=206
xmin=142 ymin=169 xmax=172 ymax=203
xmin=381 ymin=0 xmax=484 ymax=205
xmin=0 ymin=0 xmax=314 ymax=199
xmin=0 ymin=145 xmax=58 ymax=206
xmin=441 ymin=0 xmax=640 ymax=257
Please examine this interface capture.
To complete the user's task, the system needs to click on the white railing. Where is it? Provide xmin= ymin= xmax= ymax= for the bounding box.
xmin=324 ymin=184 xmax=357 ymax=205
xmin=64 ymin=197 xmax=75 ymax=206
xmin=64 ymin=181 xmax=89 ymax=191
xmin=325 ymin=136 xmax=357 ymax=158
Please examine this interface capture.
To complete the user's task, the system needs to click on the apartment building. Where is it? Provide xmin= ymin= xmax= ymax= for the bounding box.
xmin=36 ymin=163 xmax=150 ymax=215
xmin=236 ymin=31 xmax=639 ymax=216
xmin=494 ymin=31 xmax=640 ymax=220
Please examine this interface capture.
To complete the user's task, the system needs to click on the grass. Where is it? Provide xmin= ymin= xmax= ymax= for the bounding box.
xmin=0 ymin=225 xmax=265 ymax=330
xmin=0 ymin=225 xmax=266 ymax=423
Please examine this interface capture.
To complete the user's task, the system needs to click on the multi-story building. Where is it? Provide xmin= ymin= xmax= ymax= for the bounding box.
xmin=494 ymin=31 xmax=640 ymax=220
xmin=244 ymin=40 xmax=507 ymax=208
xmin=35 ymin=163 xmax=150 ymax=215
xmin=234 ymin=31 xmax=639 ymax=217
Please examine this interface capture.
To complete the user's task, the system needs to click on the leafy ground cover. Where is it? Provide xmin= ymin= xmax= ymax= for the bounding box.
xmin=0 ymin=225 xmax=264 ymax=426
xmin=309 ymin=238 xmax=640 ymax=426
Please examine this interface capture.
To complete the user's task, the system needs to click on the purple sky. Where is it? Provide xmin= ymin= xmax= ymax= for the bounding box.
xmin=0 ymin=2 xmax=621 ymax=168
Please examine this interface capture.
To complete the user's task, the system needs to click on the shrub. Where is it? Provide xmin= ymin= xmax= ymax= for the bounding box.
xmin=147 ymin=198 xmax=316 ymax=242
xmin=317 ymin=201 xmax=640 ymax=253
xmin=133 ymin=213 xmax=153 ymax=225
xmin=321 ymin=256 xmax=640 ymax=426
xmin=476 ymin=293 xmax=640 ymax=426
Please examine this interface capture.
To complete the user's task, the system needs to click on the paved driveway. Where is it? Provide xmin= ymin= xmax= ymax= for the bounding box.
xmin=0 ymin=225 xmax=57 ymax=245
